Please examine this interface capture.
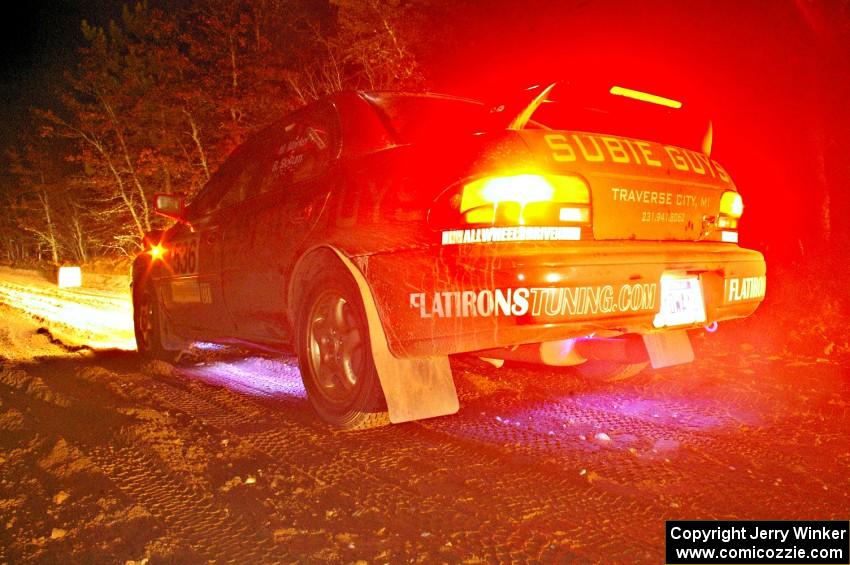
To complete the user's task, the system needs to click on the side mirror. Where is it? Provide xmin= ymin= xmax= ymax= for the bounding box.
xmin=153 ymin=193 xmax=186 ymax=220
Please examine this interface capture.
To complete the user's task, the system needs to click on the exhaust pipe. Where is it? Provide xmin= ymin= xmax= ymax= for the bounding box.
xmin=475 ymin=335 xmax=650 ymax=367
xmin=574 ymin=335 xmax=649 ymax=364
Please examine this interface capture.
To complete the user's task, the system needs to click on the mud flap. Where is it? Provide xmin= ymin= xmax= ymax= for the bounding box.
xmin=642 ymin=330 xmax=694 ymax=368
xmin=331 ymin=250 xmax=459 ymax=424
xmin=154 ymin=286 xmax=191 ymax=353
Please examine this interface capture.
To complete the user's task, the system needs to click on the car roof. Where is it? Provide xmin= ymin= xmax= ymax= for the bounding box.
xmin=359 ymin=91 xmax=485 ymax=106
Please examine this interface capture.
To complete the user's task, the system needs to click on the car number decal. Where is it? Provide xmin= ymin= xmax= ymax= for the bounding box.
xmin=169 ymin=237 xmax=199 ymax=275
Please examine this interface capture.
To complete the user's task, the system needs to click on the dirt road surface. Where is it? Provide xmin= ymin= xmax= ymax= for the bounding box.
xmin=0 ymin=267 xmax=847 ymax=563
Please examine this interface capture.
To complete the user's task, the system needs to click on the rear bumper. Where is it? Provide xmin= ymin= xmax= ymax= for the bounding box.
xmin=361 ymin=241 xmax=766 ymax=358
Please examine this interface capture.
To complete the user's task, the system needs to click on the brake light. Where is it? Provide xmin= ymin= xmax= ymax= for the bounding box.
xmin=719 ymin=191 xmax=744 ymax=217
xmin=459 ymin=174 xmax=590 ymax=226
xmin=609 ymin=86 xmax=682 ymax=109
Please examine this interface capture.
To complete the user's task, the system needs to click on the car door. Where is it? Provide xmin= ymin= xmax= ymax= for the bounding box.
xmin=162 ymin=143 xmax=259 ymax=339
xmin=161 ymin=217 xmax=229 ymax=337
xmin=220 ymin=102 xmax=341 ymax=342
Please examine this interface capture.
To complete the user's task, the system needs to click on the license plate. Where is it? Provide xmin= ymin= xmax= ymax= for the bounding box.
xmin=653 ymin=275 xmax=706 ymax=328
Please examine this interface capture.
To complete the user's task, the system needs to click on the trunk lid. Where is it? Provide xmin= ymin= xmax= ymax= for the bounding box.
xmin=519 ymin=129 xmax=735 ymax=241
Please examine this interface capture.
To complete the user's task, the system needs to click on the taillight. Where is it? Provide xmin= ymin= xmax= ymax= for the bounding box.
xmin=719 ymin=191 xmax=744 ymax=218
xmin=450 ymin=173 xmax=591 ymax=228
xmin=717 ymin=191 xmax=744 ymax=242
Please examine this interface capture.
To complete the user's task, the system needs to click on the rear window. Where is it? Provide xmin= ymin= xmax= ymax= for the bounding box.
xmin=525 ymin=83 xmax=711 ymax=153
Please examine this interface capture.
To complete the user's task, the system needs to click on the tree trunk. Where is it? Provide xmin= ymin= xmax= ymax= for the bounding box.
xmin=184 ymin=108 xmax=211 ymax=180
xmin=229 ymin=32 xmax=239 ymax=90
xmin=36 ymin=186 xmax=60 ymax=265
xmin=69 ymin=206 xmax=88 ymax=263
xmin=100 ymin=95 xmax=152 ymax=233
xmin=69 ymin=120 xmax=148 ymax=240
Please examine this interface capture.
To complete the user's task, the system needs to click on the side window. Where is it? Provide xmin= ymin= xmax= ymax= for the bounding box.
xmin=185 ymin=146 xmax=247 ymax=217
xmin=256 ymin=103 xmax=340 ymax=195
xmin=186 ymin=102 xmax=340 ymax=218
xmin=215 ymin=154 xmax=263 ymax=210
xmin=186 ymin=142 xmax=261 ymax=217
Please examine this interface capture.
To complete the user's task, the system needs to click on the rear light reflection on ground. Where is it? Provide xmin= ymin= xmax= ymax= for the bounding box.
xmin=179 ymin=354 xmax=307 ymax=400
xmin=434 ymin=380 xmax=761 ymax=458
xmin=568 ymin=392 xmax=758 ymax=431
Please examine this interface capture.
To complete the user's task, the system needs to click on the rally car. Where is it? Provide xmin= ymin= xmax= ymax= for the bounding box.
xmin=132 ymin=83 xmax=766 ymax=429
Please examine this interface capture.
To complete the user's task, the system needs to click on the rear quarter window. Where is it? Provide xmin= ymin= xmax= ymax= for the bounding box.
xmin=256 ymin=103 xmax=341 ymax=195
xmin=185 ymin=101 xmax=341 ymax=217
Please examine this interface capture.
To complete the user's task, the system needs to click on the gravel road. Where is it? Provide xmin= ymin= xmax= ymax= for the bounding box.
xmin=0 ymin=268 xmax=847 ymax=563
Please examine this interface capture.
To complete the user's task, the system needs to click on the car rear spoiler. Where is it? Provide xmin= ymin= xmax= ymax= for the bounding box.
xmin=506 ymin=83 xmax=556 ymax=130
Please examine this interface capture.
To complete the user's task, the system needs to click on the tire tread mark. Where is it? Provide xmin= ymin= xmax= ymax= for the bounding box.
xmin=87 ymin=442 xmax=286 ymax=564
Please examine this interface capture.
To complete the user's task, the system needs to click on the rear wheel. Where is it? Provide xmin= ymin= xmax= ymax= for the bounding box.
xmin=295 ymin=259 xmax=387 ymax=430
xmin=133 ymin=283 xmax=176 ymax=361
xmin=574 ymin=360 xmax=649 ymax=382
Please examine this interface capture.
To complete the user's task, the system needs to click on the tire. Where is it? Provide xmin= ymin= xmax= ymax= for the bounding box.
xmin=295 ymin=258 xmax=387 ymax=430
xmin=133 ymin=282 xmax=176 ymax=361
xmin=574 ymin=360 xmax=649 ymax=382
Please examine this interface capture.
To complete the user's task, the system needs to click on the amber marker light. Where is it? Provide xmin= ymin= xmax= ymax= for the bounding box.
xmin=609 ymin=86 xmax=682 ymax=109
xmin=149 ymin=244 xmax=166 ymax=261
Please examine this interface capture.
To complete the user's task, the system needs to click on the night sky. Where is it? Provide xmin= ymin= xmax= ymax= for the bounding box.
xmin=0 ymin=0 xmax=122 ymax=153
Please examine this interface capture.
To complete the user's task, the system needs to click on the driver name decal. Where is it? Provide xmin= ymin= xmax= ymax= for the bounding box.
xmin=409 ymin=283 xmax=657 ymax=319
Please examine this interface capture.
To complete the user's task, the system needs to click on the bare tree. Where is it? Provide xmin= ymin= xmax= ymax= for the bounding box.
xmin=7 ymin=138 xmax=71 ymax=265
xmin=8 ymin=0 xmax=430 ymax=263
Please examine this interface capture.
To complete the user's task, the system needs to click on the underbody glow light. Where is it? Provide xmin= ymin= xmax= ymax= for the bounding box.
xmin=609 ymin=86 xmax=682 ymax=109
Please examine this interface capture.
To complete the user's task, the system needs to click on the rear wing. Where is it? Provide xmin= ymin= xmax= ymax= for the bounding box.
xmin=360 ymin=83 xmax=713 ymax=156
xmin=498 ymin=81 xmax=713 ymax=156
